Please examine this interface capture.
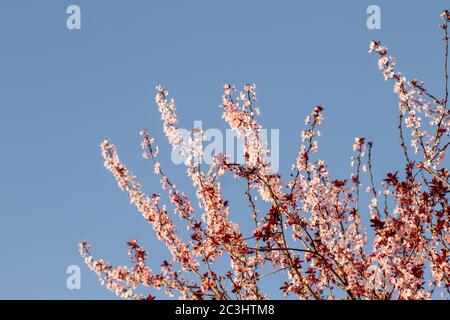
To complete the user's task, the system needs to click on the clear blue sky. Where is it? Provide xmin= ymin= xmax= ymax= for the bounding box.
xmin=0 ymin=0 xmax=449 ymax=299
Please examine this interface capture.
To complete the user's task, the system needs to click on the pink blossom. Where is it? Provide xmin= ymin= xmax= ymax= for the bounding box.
xmin=81 ymin=11 xmax=449 ymax=300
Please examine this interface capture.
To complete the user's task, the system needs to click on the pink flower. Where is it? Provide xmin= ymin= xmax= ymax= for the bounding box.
xmin=81 ymin=11 xmax=449 ymax=300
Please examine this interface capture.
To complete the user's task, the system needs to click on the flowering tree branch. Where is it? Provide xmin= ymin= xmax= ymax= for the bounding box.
xmin=80 ymin=11 xmax=450 ymax=300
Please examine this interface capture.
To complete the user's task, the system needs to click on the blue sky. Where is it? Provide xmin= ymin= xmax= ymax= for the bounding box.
xmin=0 ymin=0 xmax=449 ymax=299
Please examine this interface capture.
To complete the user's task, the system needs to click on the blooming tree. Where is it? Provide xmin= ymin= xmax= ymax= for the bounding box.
xmin=80 ymin=11 xmax=450 ymax=300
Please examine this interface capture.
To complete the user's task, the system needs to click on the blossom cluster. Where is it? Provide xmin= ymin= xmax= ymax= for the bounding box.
xmin=81 ymin=11 xmax=449 ymax=300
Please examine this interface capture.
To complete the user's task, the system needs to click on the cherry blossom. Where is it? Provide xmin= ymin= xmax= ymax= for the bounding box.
xmin=81 ymin=11 xmax=449 ymax=300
